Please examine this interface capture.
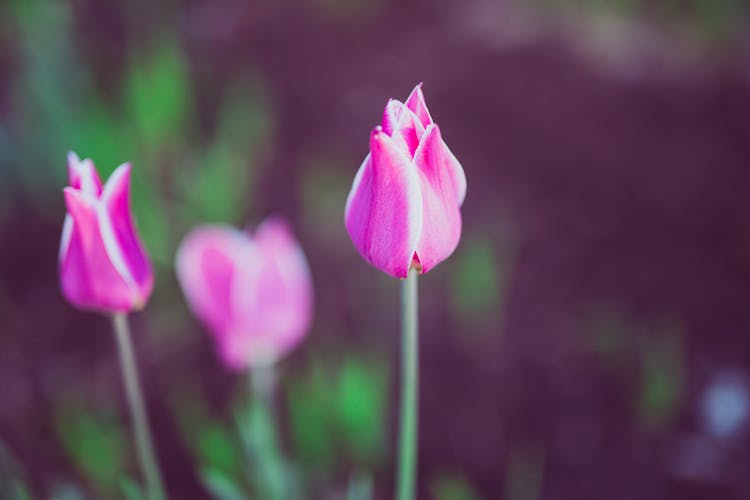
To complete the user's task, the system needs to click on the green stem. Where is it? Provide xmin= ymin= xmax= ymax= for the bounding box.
xmin=396 ymin=268 xmax=419 ymax=500
xmin=249 ymin=363 xmax=285 ymax=500
xmin=112 ymin=313 xmax=166 ymax=500
xmin=250 ymin=363 xmax=276 ymax=413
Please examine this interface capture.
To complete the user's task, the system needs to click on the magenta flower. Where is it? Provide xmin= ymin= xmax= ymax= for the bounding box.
xmin=175 ymin=218 xmax=313 ymax=370
xmin=345 ymin=84 xmax=467 ymax=279
xmin=59 ymin=152 xmax=154 ymax=312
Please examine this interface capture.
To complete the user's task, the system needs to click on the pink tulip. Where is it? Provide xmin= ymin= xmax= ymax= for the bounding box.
xmin=175 ymin=218 xmax=313 ymax=370
xmin=59 ymin=152 xmax=154 ymax=312
xmin=345 ymin=84 xmax=466 ymax=279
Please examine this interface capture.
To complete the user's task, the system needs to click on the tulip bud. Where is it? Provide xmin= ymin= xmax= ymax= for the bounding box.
xmin=175 ymin=218 xmax=313 ymax=370
xmin=59 ymin=152 xmax=154 ymax=312
xmin=345 ymin=84 xmax=466 ymax=278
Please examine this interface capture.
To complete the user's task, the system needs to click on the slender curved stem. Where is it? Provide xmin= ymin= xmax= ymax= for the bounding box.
xmin=113 ymin=313 xmax=166 ymax=500
xmin=396 ymin=268 xmax=419 ymax=500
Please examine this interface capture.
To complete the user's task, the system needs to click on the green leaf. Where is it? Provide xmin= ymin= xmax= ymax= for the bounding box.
xmin=214 ymin=75 xmax=275 ymax=154
xmin=177 ymin=75 xmax=274 ymax=226
xmin=70 ymin=99 xmax=134 ymax=178
xmin=125 ymin=38 xmax=192 ymax=153
xmin=195 ymin=423 xmax=242 ymax=477
xmin=120 ymin=477 xmax=146 ymax=500
xmin=180 ymin=145 xmax=249 ymax=225
xmin=451 ymin=235 xmax=505 ymax=327
xmin=287 ymin=366 xmax=335 ymax=469
xmin=54 ymin=409 xmax=127 ymax=492
xmin=200 ymin=467 xmax=248 ymax=500
xmin=129 ymin=175 xmax=171 ymax=267
xmin=336 ymin=358 xmax=388 ymax=463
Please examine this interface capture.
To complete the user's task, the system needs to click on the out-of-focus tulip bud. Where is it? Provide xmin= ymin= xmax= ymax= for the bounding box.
xmin=60 ymin=152 xmax=154 ymax=312
xmin=175 ymin=218 xmax=313 ymax=370
xmin=345 ymin=84 xmax=466 ymax=278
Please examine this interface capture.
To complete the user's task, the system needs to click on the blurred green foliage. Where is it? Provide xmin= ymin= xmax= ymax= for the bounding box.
xmin=1 ymin=0 xmax=274 ymax=271
xmin=171 ymin=356 xmax=386 ymax=500
xmin=171 ymin=390 xmax=249 ymax=497
xmin=54 ymin=406 xmax=128 ymax=495
xmin=179 ymin=77 xmax=273 ymax=227
xmin=125 ymin=38 xmax=192 ymax=156
xmin=120 ymin=476 xmax=147 ymax=500
xmin=287 ymin=355 xmax=389 ymax=471
xmin=236 ymin=376 xmax=296 ymax=500
xmin=450 ymin=234 xmax=506 ymax=330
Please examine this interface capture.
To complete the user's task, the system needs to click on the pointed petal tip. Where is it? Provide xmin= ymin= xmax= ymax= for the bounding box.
xmin=102 ymin=162 xmax=132 ymax=199
xmin=67 ymin=151 xmax=81 ymax=166
xmin=112 ymin=161 xmax=133 ymax=177
xmin=405 ymin=83 xmax=433 ymax=127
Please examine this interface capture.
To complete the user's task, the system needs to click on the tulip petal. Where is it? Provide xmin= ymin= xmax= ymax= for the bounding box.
xmin=404 ymin=83 xmax=433 ymax=128
xmin=176 ymin=226 xmax=242 ymax=338
xmin=381 ymin=99 xmax=403 ymax=136
xmin=345 ymin=128 xmax=423 ymax=278
xmin=101 ymin=163 xmax=153 ymax=300
xmin=253 ymin=219 xmax=313 ymax=357
xmin=59 ymin=214 xmax=88 ymax=304
xmin=412 ymin=124 xmax=462 ymax=273
xmin=61 ymin=188 xmax=138 ymax=311
xmin=223 ymin=220 xmax=313 ymax=367
xmin=442 ymin=139 xmax=467 ymax=206
xmin=381 ymin=100 xmax=425 ymax=158
xmin=67 ymin=152 xmax=102 ymax=196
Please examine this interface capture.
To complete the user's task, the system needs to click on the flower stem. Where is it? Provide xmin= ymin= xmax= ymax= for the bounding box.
xmin=112 ymin=313 xmax=166 ymax=500
xmin=396 ymin=268 xmax=419 ymax=500
xmin=250 ymin=363 xmax=276 ymax=413
xmin=248 ymin=363 xmax=285 ymax=500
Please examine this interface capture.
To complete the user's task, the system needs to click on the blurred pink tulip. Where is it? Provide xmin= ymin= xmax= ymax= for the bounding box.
xmin=345 ymin=83 xmax=467 ymax=279
xmin=176 ymin=218 xmax=313 ymax=370
xmin=59 ymin=152 xmax=154 ymax=312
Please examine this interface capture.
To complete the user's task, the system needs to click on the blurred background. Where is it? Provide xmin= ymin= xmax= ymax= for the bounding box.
xmin=1 ymin=0 xmax=750 ymax=498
